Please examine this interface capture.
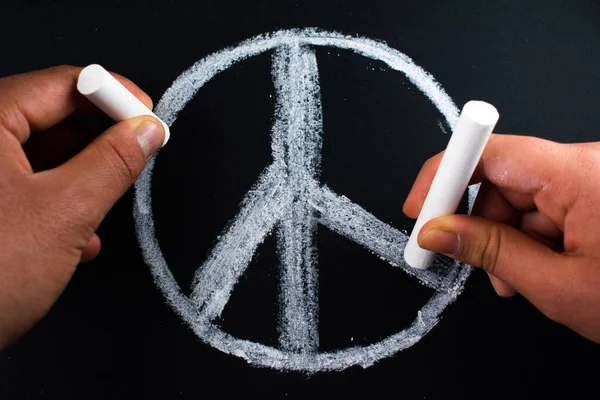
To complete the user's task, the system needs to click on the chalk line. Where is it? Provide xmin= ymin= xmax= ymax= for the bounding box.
xmin=190 ymin=163 xmax=291 ymax=320
xmin=272 ymin=43 xmax=323 ymax=353
xmin=135 ymin=28 xmax=477 ymax=373
xmin=307 ymin=181 xmax=457 ymax=292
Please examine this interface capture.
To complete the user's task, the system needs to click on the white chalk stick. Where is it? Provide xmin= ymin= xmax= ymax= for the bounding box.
xmin=404 ymin=100 xmax=499 ymax=269
xmin=76 ymin=64 xmax=170 ymax=146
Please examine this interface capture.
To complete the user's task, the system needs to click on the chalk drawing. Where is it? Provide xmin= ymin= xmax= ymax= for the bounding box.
xmin=134 ymin=28 xmax=478 ymax=373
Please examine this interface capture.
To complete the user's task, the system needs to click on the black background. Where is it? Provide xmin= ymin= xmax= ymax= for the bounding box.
xmin=1 ymin=1 xmax=599 ymax=399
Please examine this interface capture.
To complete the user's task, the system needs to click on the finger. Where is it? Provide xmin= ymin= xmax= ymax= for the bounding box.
xmin=49 ymin=115 xmax=165 ymax=230
xmin=404 ymin=134 xmax=579 ymax=229
xmin=403 ymin=152 xmax=443 ymax=218
xmin=417 ymin=214 xmax=562 ymax=302
xmin=23 ymin=72 xmax=153 ymax=172
xmin=471 ymin=181 xmax=519 ymax=225
xmin=401 ymin=147 xmax=498 ymax=219
xmin=80 ymin=234 xmax=101 ymax=263
xmin=520 ymin=210 xmax=564 ymax=251
xmin=474 ymin=134 xmax=580 ymax=229
xmin=0 ymin=129 xmax=32 ymax=172
xmin=520 ymin=210 xmax=563 ymax=241
xmin=402 ymin=146 xmax=498 ymax=219
xmin=488 ymin=274 xmax=517 ymax=297
xmin=402 ymin=150 xmax=537 ymax=217
xmin=497 ymin=188 xmax=536 ymax=212
xmin=0 ymin=65 xmax=152 ymax=144
xmin=471 ymin=181 xmax=519 ymax=297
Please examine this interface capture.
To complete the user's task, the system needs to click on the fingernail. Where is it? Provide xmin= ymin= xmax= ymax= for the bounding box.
xmin=137 ymin=120 xmax=164 ymax=159
xmin=419 ymin=229 xmax=460 ymax=256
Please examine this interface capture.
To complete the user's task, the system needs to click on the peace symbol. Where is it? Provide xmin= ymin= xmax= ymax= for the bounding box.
xmin=134 ymin=28 xmax=477 ymax=373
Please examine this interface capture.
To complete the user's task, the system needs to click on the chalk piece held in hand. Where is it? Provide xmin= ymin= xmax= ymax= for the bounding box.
xmin=77 ymin=64 xmax=170 ymax=146
xmin=404 ymin=100 xmax=499 ymax=270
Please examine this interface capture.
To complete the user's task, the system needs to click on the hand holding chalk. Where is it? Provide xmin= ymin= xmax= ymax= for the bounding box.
xmin=0 ymin=65 xmax=168 ymax=350
xmin=403 ymin=132 xmax=600 ymax=344
xmin=404 ymin=100 xmax=499 ymax=269
xmin=77 ymin=64 xmax=170 ymax=147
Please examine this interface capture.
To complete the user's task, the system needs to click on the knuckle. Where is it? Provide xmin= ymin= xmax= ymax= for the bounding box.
xmin=575 ymin=144 xmax=600 ymax=172
xmin=522 ymin=135 xmax=556 ymax=151
xmin=0 ymin=99 xmax=28 ymax=139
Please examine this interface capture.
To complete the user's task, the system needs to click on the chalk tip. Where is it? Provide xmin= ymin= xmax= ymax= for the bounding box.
xmin=463 ymin=100 xmax=499 ymax=127
xmin=77 ymin=64 xmax=107 ymax=95
xmin=161 ymin=122 xmax=170 ymax=147
xmin=403 ymin=246 xmax=434 ymax=270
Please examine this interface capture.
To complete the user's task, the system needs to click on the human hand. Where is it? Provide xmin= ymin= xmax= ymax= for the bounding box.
xmin=403 ymin=134 xmax=600 ymax=343
xmin=0 ymin=66 xmax=165 ymax=349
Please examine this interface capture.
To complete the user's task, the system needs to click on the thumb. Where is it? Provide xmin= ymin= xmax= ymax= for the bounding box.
xmin=52 ymin=115 xmax=165 ymax=229
xmin=417 ymin=214 xmax=561 ymax=297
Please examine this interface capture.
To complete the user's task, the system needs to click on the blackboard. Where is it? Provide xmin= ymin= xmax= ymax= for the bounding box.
xmin=1 ymin=1 xmax=599 ymax=398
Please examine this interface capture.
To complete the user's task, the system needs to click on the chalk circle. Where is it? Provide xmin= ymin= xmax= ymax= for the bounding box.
xmin=134 ymin=28 xmax=476 ymax=373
